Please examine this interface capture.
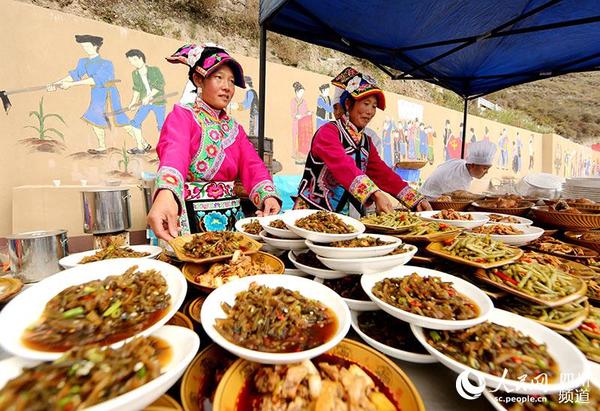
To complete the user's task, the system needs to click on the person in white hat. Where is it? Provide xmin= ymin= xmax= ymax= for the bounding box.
xmin=420 ymin=140 xmax=497 ymax=198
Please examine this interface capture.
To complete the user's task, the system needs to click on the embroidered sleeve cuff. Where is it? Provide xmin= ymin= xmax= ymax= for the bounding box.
xmin=249 ymin=180 xmax=280 ymax=209
xmin=397 ymin=185 xmax=425 ymax=210
xmin=155 ymin=166 xmax=185 ymax=214
xmin=349 ymin=174 xmax=380 ymax=204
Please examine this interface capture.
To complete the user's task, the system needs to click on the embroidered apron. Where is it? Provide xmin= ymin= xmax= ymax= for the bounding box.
xmin=179 ymin=181 xmax=243 ymax=235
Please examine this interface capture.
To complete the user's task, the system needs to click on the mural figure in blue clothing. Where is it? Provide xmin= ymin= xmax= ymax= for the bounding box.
xmin=315 ymin=83 xmax=334 ymax=130
xmin=238 ymin=75 xmax=259 ymax=136
xmin=418 ymin=122 xmax=427 ymax=161
xmin=48 ymin=34 xmax=132 ymax=154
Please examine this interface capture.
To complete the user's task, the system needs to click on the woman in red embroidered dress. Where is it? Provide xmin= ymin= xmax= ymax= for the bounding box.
xmin=147 ymin=44 xmax=281 ymax=241
xmin=295 ymin=68 xmax=431 ymax=216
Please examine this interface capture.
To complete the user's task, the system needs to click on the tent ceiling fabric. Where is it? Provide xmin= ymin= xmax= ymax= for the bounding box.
xmin=260 ymin=0 xmax=600 ymax=97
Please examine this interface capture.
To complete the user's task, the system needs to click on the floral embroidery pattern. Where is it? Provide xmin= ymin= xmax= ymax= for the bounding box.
xmin=155 ymin=166 xmax=184 ymax=210
xmin=203 ymin=211 xmax=228 ymax=231
xmin=186 ymin=100 xmax=239 ymax=182
xmin=397 ymin=186 xmax=425 ymax=210
xmin=249 ymin=180 xmax=279 ymax=208
xmin=349 ymin=174 xmax=379 ymax=204
xmin=184 ymin=181 xmax=235 ymax=201
xmin=207 ymin=183 xmax=225 ymax=199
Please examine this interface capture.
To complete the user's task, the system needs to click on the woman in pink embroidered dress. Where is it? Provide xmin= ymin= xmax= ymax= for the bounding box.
xmin=295 ymin=68 xmax=431 ymax=216
xmin=147 ymin=44 xmax=281 ymax=241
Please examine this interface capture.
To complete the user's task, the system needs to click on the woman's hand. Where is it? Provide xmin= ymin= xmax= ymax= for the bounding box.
xmin=372 ymin=191 xmax=394 ymax=214
xmin=416 ymin=199 xmax=433 ymax=211
xmin=256 ymin=197 xmax=281 ymax=217
xmin=147 ymin=189 xmax=180 ymax=241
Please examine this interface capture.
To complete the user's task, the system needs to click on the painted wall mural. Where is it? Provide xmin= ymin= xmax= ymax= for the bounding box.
xmin=1 ymin=0 xmax=599 ymax=237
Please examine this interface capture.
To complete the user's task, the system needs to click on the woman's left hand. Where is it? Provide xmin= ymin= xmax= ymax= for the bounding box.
xmin=416 ymin=199 xmax=433 ymax=211
xmin=257 ymin=197 xmax=281 ymax=216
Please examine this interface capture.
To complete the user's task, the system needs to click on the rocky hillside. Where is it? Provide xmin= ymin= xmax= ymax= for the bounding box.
xmin=23 ymin=0 xmax=599 ymax=144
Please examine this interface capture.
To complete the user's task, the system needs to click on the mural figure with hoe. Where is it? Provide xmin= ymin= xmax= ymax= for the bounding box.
xmin=47 ymin=35 xmax=138 ymax=155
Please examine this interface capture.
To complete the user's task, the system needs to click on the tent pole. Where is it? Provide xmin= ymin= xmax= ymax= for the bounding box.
xmin=461 ymin=97 xmax=468 ymax=159
xmin=258 ymin=25 xmax=267 ymax=159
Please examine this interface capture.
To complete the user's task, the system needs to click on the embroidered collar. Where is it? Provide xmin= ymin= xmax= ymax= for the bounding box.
xmin=193 ymin=97 xmax=229 ymax=121
xmin=342 ymin=114 xmax=364 ymax=144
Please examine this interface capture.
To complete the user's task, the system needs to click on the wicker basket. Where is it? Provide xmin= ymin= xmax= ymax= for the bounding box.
xmin=564 ymin=231 xmax=600 ymax=253
xmin=430 ymin=200 xmax=472 ymax=211
xmin=472 ymin=200 xmax=534 ymax=216
xmin=531 ymin=206 xmax=600 ymax=230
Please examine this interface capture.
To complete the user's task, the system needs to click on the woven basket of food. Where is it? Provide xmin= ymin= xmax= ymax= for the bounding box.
xmin=472 ymin=198 xmax=534 ymax=216
xmin=564 ymin=230 xmax=600 ymax=253
xmin=531 ymin=204 xmax=600 ymax=230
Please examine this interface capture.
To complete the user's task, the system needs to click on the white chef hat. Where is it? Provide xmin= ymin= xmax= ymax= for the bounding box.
xmin=333 ymin=85 xmax=344 ymax=105
xmin=466 ymin=140 xmax=497 ymax=166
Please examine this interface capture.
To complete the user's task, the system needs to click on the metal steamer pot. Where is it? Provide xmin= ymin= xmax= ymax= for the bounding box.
xmin=82 ymin=188 xmax=132 ymax=234
xmin=7 ymin=230 xmax=68 ymax=283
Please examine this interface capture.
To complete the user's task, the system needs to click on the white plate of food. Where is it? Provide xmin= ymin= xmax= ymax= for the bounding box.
xmin=317 ymin=244 xmax=418 ymax=274
xmin=259 ymin=213 xmax=302 ymax=239
xmin=234 ymin=217 xmax=263 ymax=241
xmin=259 ymin=230 xmax=308 ymax=251
xmin=350 ymin=310 xmax=437 ymax=363
xmin=411 ymin=309 xmax=589 ymax=394
xmin=483 ymin=213 xmax=534 ymax=227
xmin=305 ymin=234 xmax=402 ymax=259
xmin=469 ymin=224 xmax=545 ymax=246
xmin=288 ymin=250 xmax=346 ymax=279
xmin=313 ymin=276 xmax=378 ymax=311
xmin=200 ymin=274 xmax=350 ymax=364
xmin=361 ymin=266 xmax=493 ymax=330
xmin=0 ymin=325 xmax=199 ymax=411
xmin=0 ymin=258 xmax=187 ymax=360
xmin=416 ymin=210 xmax=489 ymax=229
xmin=281 ymin=209 xmax=365 ymax=242
xmin=59 ymin=245 xmax=162 ymax=269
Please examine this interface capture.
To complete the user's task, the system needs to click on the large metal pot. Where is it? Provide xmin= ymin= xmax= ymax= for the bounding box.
xmin=82 ymin=189 xmax=132 ymax=234
xmin=7 ymin=230 xmax=68 ymax=283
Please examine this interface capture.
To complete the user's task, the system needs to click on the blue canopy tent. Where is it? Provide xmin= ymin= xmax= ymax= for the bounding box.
xmin=255 ymin=0 xmax=600 ymax=158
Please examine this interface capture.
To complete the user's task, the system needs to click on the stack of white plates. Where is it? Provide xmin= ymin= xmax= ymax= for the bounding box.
xmin=562 ymin=177 xmax=600 ymax=202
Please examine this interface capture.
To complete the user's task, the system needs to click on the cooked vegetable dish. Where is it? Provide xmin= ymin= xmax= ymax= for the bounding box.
xmin=360 ymin=210 xmax=421 ymax=229
xmin=560 ymin=307 xmax=600 ymax=363
xmin=485 ymin=261 xmax=582 ymax=301
xmin=520 ymin=252 xmax=595 ymax=279
xmin=499 ymin=297 xmax=588 ymax=328
xmin=182 ymin=231 xmax=251 ymax=258
xmin=242 ymin=219 xmax=262 ymax=235
xmin=323 ymin=276 xmax=370 ymax=301
xmin=389 ymin=245 xmax=409 ymax=255
xmin=215 ymin=283 xmax=337 ymax=353
xmin=0 ymin=336 xmax=168 ymax=411
xmin=329 ymin=236 xmax=393 ymax=248
xmin=580 ymin=231 xmax=600 ymax=241
xmin=358 ymin=311 xmax=429 ymax=354
xmin=295 ymin=211 xmax=355 ymax=234
xmin=372 ymin=273 xmax=479 ymax=320
xmin=432 ymin=209 xmax=473 ymax=220
xmin=407 ymin=221 xmax=456 ymax=236
xmin=427 ymin=323 xmax=557 ymax=381
xmin=472 ymin=224 xmax=524 ymax=235
xmin=268 ymin=219 xmax=288 ymax=230
xmin=23 ymin=266 xmax=170 ymax=351
xmin=79 ymin=245 xmax=150 ymax=264
xmin=240 ymin=359 xmax=397 ymax=411
xmin=442 ymin=234 xmax=520 ymax=263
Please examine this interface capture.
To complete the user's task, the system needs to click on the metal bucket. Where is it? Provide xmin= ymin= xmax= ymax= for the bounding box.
xmin=7 ymin=230 xmax=68 ymax=283
xmin=82 ymin=189 xmax=132 ymax=234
